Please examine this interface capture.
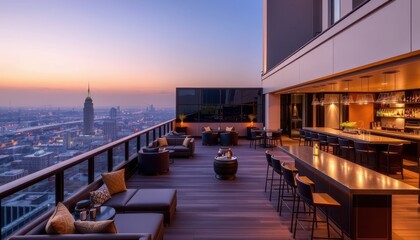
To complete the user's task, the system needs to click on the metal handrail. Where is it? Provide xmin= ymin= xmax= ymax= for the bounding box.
xmin=0 ymin=118 xmax=175 ymax=200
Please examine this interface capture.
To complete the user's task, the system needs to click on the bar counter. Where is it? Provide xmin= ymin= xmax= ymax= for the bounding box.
xmin=280 ymin=146 xmax=419 ymax=239
xmin=304 ymin=127 xmax=411 ymax=144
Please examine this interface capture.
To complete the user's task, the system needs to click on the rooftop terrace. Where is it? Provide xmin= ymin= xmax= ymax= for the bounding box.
xmin=127 ymin=137 xmax=420 ymax=240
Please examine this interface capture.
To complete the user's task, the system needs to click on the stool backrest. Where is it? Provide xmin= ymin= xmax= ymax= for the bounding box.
xmin=265 ymin=151 xmax=272 ymax=166
xmin=305 ymin=131 xmax=312 ymax=138
xmin=281 ymin=162 xmax=296 ymax=188
xmin=338 ymin=138 xmax=350 ymax=146
xmin=354 ymin=141 xmax=369 ymax=151
xmin=299 ymin=129 xmax=305 ymax=138
xmin=310 ymin=132 xmax=319 ymax=140
xmin=295 ymin=173 xmax=314 ymax=205
xmin=271 ymin=158 xmax=282 ymax=175
xmin=327 ymin=136 xmax=338 ymax=144
xmin=387 ymin=144 xmax=403 ymax=154
xmin=318 ymin=134 xmax=327 ymax=141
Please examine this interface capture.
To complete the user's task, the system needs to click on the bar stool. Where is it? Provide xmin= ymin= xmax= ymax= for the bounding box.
xmin=338 ymin=138 xmax=354 ymax=162
xmin=294 ymin=174 xmax=343 ymax=240
xmin=354 ymin=141 xmax=377 ymax=169
xmin=298 ymin=129 xmax=306 ymax=146
xmin=271 ymin=158 xmax=284 ymax=212
xmin=280 ymin=162 xmax=314 ymax=232
xmin=379 ymin=144 xmax=404 ymax=179
xmin=264 ymin=151 xmax=274 ymax=199
xmin=310 ymin=132 xmax=320 ymax=147
xmin=318 ymin=134 xmax=328 ymax=151
xmin=327 ymin=136 xmax=340 ymax=155
xmin=304 ymin=131 xmax=312 ymax=146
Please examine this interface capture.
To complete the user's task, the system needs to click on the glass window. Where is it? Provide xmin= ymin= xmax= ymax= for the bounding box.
xmin=176 ymin=88 xmax=263 ymax=123
xmin=177 ymin=89 xmax=200 ymax=105
xmin=221 ymin=89 xmax=241 ymax=104
xmin=202 ymin=89 xmax=220 ymax=105
xmin=330 ymin=0 xmax=341 ymax=25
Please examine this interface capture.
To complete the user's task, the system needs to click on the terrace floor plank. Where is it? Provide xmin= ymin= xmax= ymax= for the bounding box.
xmin=126 ymin=137 xmax=420 ymax=240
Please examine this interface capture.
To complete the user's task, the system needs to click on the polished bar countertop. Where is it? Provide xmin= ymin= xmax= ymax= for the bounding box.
xmin=366 ymin=129 xmax=420 ymax=141
xmin=280 ymin=146 xmax=419 ymax=195
xmin=304 ymin=127 xmax=411 ymax=144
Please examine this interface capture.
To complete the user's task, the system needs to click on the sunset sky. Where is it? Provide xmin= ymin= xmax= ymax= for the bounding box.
xmin=0 ymin=0 xmax=262 ymax=108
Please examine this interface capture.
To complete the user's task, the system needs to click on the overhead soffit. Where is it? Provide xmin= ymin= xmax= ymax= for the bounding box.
xmin=272 ymin=52 xmax=420 ymax=95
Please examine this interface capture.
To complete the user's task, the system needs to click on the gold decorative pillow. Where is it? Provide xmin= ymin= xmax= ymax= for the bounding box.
xmin=90 ymin=185 xmax=111 ymax=205
xmin=204 ymin=126 xmax=211 ymax=132
xmin=182 ymin=137 xmax=191 ymax=147
xmin=101 ymin=169 xmax=127 ymax=195
xmin=158 ymin=137 xmax=168 ymax=146
xmin=226 ymin=126 xmax=234 ymax=132
xmin=74 ymin=220 xmax=117 ymax=233
xmin=45 ymin=202 xmax=75 ymax=234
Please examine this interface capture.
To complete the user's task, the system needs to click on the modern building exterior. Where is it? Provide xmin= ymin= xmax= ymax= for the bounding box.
xmin=176 ymin=88 xmax=264 ymax=136
xmin=262 ymin=0 xmax=420 ymax=137
xmin=83 ymin=86 xmax=94 ymax=135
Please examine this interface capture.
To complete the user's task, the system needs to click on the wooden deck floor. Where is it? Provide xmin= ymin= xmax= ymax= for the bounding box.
xmin=126 ymin=138 xmax=420 ymax=240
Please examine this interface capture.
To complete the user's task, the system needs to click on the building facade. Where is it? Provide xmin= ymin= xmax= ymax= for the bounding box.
xmin=262 ymin=0 xmax=420 ymax=137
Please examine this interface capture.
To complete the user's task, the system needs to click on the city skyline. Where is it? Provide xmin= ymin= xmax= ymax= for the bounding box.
xmin=0 ymin=0 xmax=262 ymax=108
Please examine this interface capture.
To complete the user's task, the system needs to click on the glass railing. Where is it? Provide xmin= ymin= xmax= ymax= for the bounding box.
xmin=0 ymin=118 xmax=175 ymax=239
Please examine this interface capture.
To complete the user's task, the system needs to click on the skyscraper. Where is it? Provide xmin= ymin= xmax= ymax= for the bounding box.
xmin=104 ymin=107 xmax=118 ymax=140
xmin=83 ymin=85 xmax=94 ymax=135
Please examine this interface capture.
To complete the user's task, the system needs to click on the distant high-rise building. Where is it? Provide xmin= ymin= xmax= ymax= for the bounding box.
xmin=104 ymin=107 xmax=118 ymax=140
xmin=110 ymin=107 xmax=117 ymax=119
xmin=83 ymin=85 xmax=94 ymax=135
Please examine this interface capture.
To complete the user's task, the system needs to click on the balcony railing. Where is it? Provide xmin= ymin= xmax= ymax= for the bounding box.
xmin=0 ymin=118 xmax=175 ymax=239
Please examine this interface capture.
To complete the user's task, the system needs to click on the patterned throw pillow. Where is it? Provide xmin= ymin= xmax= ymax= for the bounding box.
xmin=182 ymin=137 xmax=191 ymax=147
xmin=45 ymin=202 xmax=75 ymax=234
xmin=74 ymin=220 xmax=117 ymax=233
xmin=90 ymin=185 xmax=111 ymax=205
xmin=158 ymin=137 xmax=168 ymax=146
xmin=101 ymin=169 xmax=127 ymax=195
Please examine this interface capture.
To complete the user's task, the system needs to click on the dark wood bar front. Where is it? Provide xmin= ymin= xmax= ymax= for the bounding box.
xmin=280 ymin=146 xmax=420 ymax=239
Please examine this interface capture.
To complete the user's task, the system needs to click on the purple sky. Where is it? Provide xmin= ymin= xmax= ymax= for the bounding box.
xmin=0 ymin=0 xmax=262 ymax=108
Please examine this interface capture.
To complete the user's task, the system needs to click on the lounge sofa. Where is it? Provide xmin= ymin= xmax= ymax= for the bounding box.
xmin=9 ymin=213 xmax=162 ymax=240
xmin=10 ymin=174 xmax=176 ymax=240
xmin=103 ymin=188 xmax=177 ymax=225
xmin=149 ymin=137 xmax=195 ymax=158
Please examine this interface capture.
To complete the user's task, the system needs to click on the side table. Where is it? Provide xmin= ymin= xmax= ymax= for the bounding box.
xmin=213 ymin=156 xmax=238 ymax=180
xmin=74 ymin=206 xmax=116 ymax=221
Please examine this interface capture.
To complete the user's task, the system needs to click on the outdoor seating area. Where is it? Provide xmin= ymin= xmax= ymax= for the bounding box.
xmin=6 ymin=135 xmax=420 ymax=240
xmin=201 ymin=126 xmax=238 ymax=146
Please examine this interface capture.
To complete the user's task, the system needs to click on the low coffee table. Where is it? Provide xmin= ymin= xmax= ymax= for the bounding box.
xmin=74 ymin=206 xmax=116 ymax=221
xmin=213 ymin=156 xmax=238 ymax=180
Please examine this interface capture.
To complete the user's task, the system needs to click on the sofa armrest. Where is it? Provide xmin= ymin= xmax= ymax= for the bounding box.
xmin=9 ymin=233 xmax=151 ymax=240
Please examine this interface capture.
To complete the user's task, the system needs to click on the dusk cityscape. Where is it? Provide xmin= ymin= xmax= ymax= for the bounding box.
xmin=2 ymin=0 xmax=420 ymax=239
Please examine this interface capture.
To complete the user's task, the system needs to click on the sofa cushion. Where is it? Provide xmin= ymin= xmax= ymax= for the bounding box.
xmin=182 ymin=137 xmax=191 ymax=147
xmin=203 ymin=126 xmax=211 ymax=132
xmin=74 ymin=220 xmax=117 ymax=234
xmin=173 ymin=146 xmax=189 ymax=152
xmin=142 ymin=147 xmax=159 ymax=153
xmin=101 ymin=169 xmax=127 ymax=195
xmin=125 ymin=189 xmax=176 ymax=212
xmin=114 ymin=213 xmax=164 ymax=240
xmin=226 ymin=126 xmax=234 ymax=132
xmin=90 ymin=185 xmax=111 ymax=205
xmin=157 ymin=138 xmax=168 ymax=146
xmin=45 ymin=202 xmax=75 ymax=234
xmin=103 ymin=189 xmax=138 ymax=212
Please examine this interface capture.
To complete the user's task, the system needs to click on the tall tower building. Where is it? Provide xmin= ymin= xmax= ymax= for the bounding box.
xmin=83 ymin=85 xmax=94 ymax=135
